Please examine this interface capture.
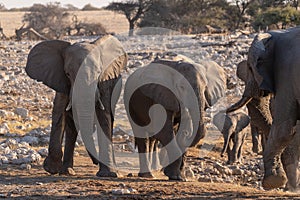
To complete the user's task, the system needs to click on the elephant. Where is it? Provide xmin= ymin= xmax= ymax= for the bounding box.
xmin=236 ymin=60 xmax=272 ymax=154
xmin=213 ymin=111 xmax=250 ymax=164
xmin=124 ymin=59 xmax=226 ymax=180
xmin=25 ymin=35 xmax=128 ymax=177
xmin=226 ymin=27 xmax=300 ymax=190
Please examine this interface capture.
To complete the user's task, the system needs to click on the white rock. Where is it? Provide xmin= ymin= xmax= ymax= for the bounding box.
xmin=0 ymin=123 xmax=9 ymax=134
xmin=111 ymin=189 xmax=131 ymax=195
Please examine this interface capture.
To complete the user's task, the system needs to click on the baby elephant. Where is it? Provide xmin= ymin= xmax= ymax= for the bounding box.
xmin=213 ymin=111 xmax=250 ymax=164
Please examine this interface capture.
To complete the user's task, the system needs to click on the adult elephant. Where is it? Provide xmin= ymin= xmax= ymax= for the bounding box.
xmin=124 ymin=59 xmax=226 ymax=180
xmin=228 ymin=60 xmax=300 ymax=191
xmin=226 ymin=27 xmax=300 ymax=190
xmin=25 ymin=35 xmax=127 ymax=177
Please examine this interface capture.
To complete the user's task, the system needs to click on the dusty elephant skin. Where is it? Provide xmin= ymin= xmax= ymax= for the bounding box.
xmin=226 ymin=28 xmax=300 ymax=190
xmin=124 ymin=59 xmax=226 ymax=180
xmin=213 ymin=111 xmax=250 ymax=165
xmin=228 ymin=60 xmax=300 ymax=191
xmin=25 ymin=35 xmax=127 ymax=177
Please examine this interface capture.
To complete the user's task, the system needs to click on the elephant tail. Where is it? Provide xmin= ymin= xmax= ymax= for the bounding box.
xmin=226 ymin=96 xmax=252 ymax=113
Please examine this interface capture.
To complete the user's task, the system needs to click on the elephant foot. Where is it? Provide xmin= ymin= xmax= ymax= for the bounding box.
xmin=138 ymin=172 xmax=154 ymax=178
xmin=262 ymin=166 xmax=287 ymax=190
xmin=96 ymin=169 xmax=118 ymax=178
xmin=163 ymin=169 xmax=183 ymax=181
xmin=43 ymin=156 xmax=62 ymax=175
xmin=59 ymin=167 xmax=76 ymax=176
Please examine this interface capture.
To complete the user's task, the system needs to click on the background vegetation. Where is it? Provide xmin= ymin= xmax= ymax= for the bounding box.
xmin=106 ymin=0 xmax=300 ymax=34
xmin=1 ymin=0 xmax=300 ymax=39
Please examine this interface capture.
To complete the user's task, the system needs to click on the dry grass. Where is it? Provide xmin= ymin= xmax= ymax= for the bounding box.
xmin=0 ymin=10 xmax=129 ymax=37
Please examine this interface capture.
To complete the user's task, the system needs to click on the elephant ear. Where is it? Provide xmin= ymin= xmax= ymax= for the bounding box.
xmin=25 ymin=40 xmax=71 ymax=94
xmin=236 ymin=60 xmax=248 ymax=82
xmin=197 ymin=60 xmax=226 ymax=106
xmin=248 ymin=33 xmax=274 ymax=93
xmin=92 ymin=35 xmax=128 ymax=81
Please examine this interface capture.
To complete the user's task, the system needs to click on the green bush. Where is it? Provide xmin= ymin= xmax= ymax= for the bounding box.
xmin=253 ymin=6 xmax=300 ymax=31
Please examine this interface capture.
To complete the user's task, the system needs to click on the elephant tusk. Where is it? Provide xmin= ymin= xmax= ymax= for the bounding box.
xmin=66 ymin=101 xmax=72 ymax=111
xmin=95 ymin=88 xmax=105 ymax=110
xmin=98 ymin=99 xmax=105 ymax=110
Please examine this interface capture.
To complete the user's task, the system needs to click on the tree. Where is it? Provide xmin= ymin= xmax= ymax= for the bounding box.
xmin=0 ymin=3 xmax=7 ymax=11
xmin=252 ymin=6 xmax=300 ymax=31
xmin=22 ymin=2 xmax=71 ymax=39
xmin=82 ymin=3 xmax=100 ymax=11
xmin=106 ymin=0 xmax=153 ymax=36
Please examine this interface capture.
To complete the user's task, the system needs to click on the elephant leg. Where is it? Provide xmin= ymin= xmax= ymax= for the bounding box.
xmin=155 ymin=112 xmax=183 ymax=181
xmin=59 ymin=111 xmax=78 ymax=175
xmin=282 ymin=125 xmax=300 ymax=191
xmin=261 ymin=130 xmax=268 ymax=153
xmin=237 ymin=131 xmax=247 ymax=163
xmin=43 ymin=93 xmax=68 ymax=174
xmin=262 ymin=114 xmax=297 ymax=189
xmin=95 ymin=104 xmax=118 ymax=178
xmin=150 ymin=138 xmax=160 ymax=171
xmin=226 ymin=139 xmax=233 ymax=164
xmin=232 ymin=131 xmax=244 ymax=164
xmin=251 ymin=124 xmax=260 ymax=154
xmin=136 ymin=137 xmax=154 ymax=178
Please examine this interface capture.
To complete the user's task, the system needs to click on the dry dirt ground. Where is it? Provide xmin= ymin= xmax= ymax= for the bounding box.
xmin=1 ymin=10 xmax=300 ymax=200
xmin=0 ymin=145 xmax=299 ymax=199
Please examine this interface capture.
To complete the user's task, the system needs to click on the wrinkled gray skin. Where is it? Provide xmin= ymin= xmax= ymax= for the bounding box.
xmin=213 ymin=111 xmax=250 ymax=164
xmin=25 ymin=36 xmax=127 ymax=177
xmin=227 ymin=27 xmax=300 ymax=190
xmin=125 ymin=59 xmax=226 ymax=180
xmin=235 ymin=60 xmax=272 ymax=154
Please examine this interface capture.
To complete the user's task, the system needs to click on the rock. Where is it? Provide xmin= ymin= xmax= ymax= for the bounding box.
xmin=232 ymin=168 xmax=244 ymax=176
xmin=111 ymin=189 xmax=131 ymax=195
xmin=0 ymin=110 xmax=8 ymax=117
xmin=20 ymin=163 xmax=31 ymax=170
xmin=184 ymin=167 xmax=195 ymax=179
xmin=5 ymin=138 xmax=18 ymax=149
xmin=198 ymin=175 xmax=212 ymax=183
xmin=21 ymin=136 xmax=39 ymax=146
xmin=37 ymin=148 xmax=48 ymax=157
xmin=14 ymin=107 xmax=29 ymax=118
xmin=0 ymin=123 xmax=9 ymax=134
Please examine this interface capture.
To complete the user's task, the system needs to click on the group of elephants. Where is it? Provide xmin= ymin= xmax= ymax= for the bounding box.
xmin=25 ymin=27 xmax=300 ymax=191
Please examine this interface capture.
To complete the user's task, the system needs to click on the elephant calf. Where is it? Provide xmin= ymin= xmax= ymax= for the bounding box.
xmin=213 ymin=111 xmax=250 ymax=164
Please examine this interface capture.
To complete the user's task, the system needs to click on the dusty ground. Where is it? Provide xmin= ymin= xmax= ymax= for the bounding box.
xmin=0 ymin=145 xmax=299 ymax=199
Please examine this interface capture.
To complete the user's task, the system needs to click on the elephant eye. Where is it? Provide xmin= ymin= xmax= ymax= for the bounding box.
xmin=66 ymin=73 xmax=70 ymax=78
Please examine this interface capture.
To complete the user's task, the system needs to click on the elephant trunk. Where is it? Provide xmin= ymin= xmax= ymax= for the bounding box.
xmin=226 ymin=96 xmax=252 ymax=113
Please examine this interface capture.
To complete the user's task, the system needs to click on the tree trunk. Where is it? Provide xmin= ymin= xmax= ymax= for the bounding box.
xmin=129 ymin=21 xmax=135 ymax=37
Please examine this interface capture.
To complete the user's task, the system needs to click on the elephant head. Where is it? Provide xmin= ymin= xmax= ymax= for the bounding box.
xmin=227 ymin=32 xmax=275 ymax=113
xmin=25 ymin=35 xmax=127 ymax=164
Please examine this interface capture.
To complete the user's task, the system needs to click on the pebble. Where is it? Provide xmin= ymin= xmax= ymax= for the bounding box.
xmin=20 ymin=163 xmax=31 ymax=170
xmin=14 ymin=108 xmax=29 ymax=118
